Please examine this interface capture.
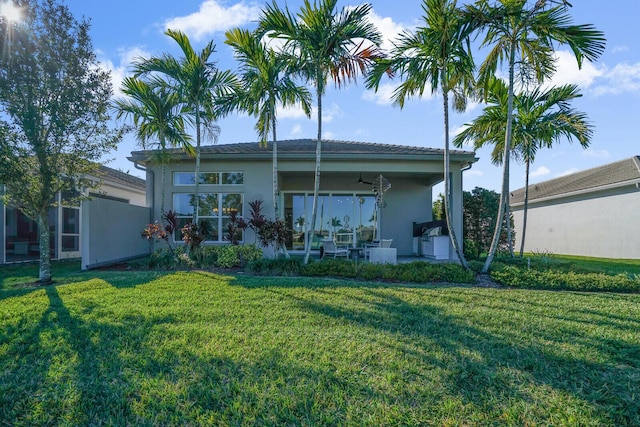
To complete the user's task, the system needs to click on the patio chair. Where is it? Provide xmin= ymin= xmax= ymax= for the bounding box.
xmin=321 ymin=239 xmax=349 ymax=259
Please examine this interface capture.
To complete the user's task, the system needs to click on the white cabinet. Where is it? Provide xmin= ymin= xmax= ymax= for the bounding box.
xmin=421 ymin=235 xmax=450 ymax=260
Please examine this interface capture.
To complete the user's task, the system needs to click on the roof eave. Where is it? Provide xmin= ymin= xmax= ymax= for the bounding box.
xmin=510 ymin=178 xmax=640 ymax=208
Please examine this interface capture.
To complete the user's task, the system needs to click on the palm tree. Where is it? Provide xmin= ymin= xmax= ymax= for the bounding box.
xmin=113 ymin=76 xmax=193 ymax=215
xmin=366 ymin=0 xmax=474 ymax=269
xmin=134 ymin=29 xmax=237 ymax=223
xmin=454 ymin=77 xmax=592 ymax=256
xmin=222 ymin=28 xmax=312 ymax=221
xmin=461 ymin=0 xmax=605 ymax=273
xmin=258 ymin=0 xmax=383 ymax=264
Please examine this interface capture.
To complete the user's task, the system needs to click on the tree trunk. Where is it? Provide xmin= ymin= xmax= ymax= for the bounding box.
xmin=272 ymin=117 xmax=290 ymax=259
xmin=442 ymin=87 xmax=469 ymax=269
xmin=159 ymin=132 xmax=166 ymax=216
xmin=193 ymin=105 xmax=201 ymax=224
xmin=482 ymin=41 xmax=516 ymax=274
xmin=160 ymin=162 xmax=166 ymax=216
xmin=37 ymin=213 xmax=52 ymax=285
xmin=519 ymin=157 xmax=531 ymax=257
xmin=303 ymin=84 xmax=322 ymax=265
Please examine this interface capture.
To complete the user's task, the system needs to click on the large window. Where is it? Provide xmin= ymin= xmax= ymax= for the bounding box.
xmin=173 ymin=192 xmax=244 ymax=243
xmin=284 ymin=193 xmax=377 ymax=251
xmin=173 ymin=172 xmax=244 ymax=186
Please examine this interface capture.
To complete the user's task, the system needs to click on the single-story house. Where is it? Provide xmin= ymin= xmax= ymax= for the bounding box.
xmin=510 ymin=156 xmax=640 ymax=259
xmin=128 ymin=139 xmax=478 ymax=259
xmin=1 ymin=165 xmax=149 ymax=266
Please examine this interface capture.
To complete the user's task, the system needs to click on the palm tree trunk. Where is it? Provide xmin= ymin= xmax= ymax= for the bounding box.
xmin=159 ymin=132 xmax=167 ymax=216
xmin=194 ymin=106 xmax=201 ymax=224
xmin=272 ymin=118 xmax=279 ymax=219
xmin=272 ymin=117 xmax=290 ymax=259
xmin=519 ymin=157 xmax=531 ymax=257
xmin=160 ymin=163 xmax=166 ymax=216
xmin=482 ymin=41 xmax=516 ymax=274
xmin=506 ymin=199 xmax=514 ymax=257
xmin=442 ymin=87 xmax=468 ymax=269
xmin=303 ymin=85 xmax=322 ymax=264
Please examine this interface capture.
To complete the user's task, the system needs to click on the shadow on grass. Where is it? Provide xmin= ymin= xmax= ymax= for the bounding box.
xmin=281 ymin=286 xmax=639 ymax=425
xmin=0 ymin=286 xmax=138 ymax=424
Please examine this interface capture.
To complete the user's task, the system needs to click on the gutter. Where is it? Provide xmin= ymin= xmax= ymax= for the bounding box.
xmin=510 ymin=178 xmax=640 ymax=209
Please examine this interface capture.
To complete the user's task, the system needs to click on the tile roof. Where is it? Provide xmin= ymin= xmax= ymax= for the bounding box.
xmin=96 ymin=165 xmax=145 ymax=191
xmin=510 ymin=156 xmax=640 ymax=204
xmin=130 ymin=138 xmax=476 ymax=160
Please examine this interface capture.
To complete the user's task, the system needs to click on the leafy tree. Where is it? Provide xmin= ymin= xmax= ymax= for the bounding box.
xmin=0 ymin=0 xmax=121 ymax=284
xmin=461 ymin=0 xmax=605 ymax=273
xmin=367 ymin=0 xmax=475 ymax=269
xmin=134 ymin=29 xmax=236 ymax=223
xmin=432 ymin=193 xmax=445 ymax=221
xmin=454 ymin=77 xmax=592 ymax=256
xmin=222 ymin=27 xmax=312 ymax=221
xmin=258 ymin=0 xmax=383 ymax=264
xmin=113 ymin=76 xmax=193 ymax=214
xmin=462 ymin=187 xmax=512 ymax=259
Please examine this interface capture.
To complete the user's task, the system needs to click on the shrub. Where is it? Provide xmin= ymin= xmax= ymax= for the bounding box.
xmin=215 ymin=244 xmax=263 ymax=269
xmin=382 ymin=262 xmax=475 ymax=284
xmin=359 ymin=263 xmax=385 ymax=281
xmin=299 ymin=259 xmax=475 ymax=284
xmin=148 ymin=246 xmax=192 ymax=269
xmin=246 ymin=258 xmax=303 ymax=276
xmin=491 ymin=265 xmax=640 ymax=293
xmin=301 ymin=259 xmax=358 ymax=278
xmin=190 ymin=245 xmax=218 ymax=268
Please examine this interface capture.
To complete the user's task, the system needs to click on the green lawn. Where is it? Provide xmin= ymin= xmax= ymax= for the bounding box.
xmin=1 ymin=266 xmax=639 ymax=426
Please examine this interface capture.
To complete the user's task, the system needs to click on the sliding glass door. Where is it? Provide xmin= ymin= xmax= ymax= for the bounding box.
xmin=283 ymin=192 xmax=377 ymax=252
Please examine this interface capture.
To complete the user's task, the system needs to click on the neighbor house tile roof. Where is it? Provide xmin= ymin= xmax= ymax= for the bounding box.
xmin=96 ymin=165 xmax=145 ymax=191
xmin=510 ymin=156 xmax=640 ymax=204
xmin=129 ymin=139 xmax=476 ymax=160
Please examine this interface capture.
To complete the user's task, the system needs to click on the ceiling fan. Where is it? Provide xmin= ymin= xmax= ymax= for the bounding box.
xmin=356 ymin=173 xmax=373 ymax=185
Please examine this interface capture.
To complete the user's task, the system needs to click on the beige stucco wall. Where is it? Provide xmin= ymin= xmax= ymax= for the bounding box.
xmin=81 ymin=197 xmax=152 ymax=269
xmin=149 ymin=154 xmax=467 ymax=258
xmin=512 ymin=186 xmax=640 ymax=259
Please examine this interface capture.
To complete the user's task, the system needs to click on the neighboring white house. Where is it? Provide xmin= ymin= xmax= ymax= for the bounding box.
xmin=1 ymin=165 xmax=148 ymax=265
xmin=128 ymin=139 xmax=478 ymax=259
xmin=510 ymin=156 xmax=640 ymax=259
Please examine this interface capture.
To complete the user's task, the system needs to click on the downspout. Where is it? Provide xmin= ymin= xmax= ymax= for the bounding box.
xmin=134 ymin=161 xmax=154 ymax=224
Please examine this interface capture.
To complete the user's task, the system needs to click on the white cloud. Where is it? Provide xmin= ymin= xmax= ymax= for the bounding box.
xmin=546 ymin=50 xmax=603 ymax=89
xmin=592 ymin=62 xmax=640 ymax=96
xmin=277 ymin=105 xmax=309 ymax=120
xmin=311 ymin=103 xmax=341 ymax=123
xmin=612 ymin=45 xmax=629 ymax=54
xmin=365 ymin=9 xmax=406 ymax=52
xmin=97 ymin=46 xmax=151 ymax=96
xmin=323 ymin=131 xmax=335 ymax=139
xmin=465 ymin=169 xmax=483 ymax=177
xmin=530 ymin=166 xmax=550 ymax=179
xmin=362 ymin=83 xmax=396 ymax=106
xmin=163 ymin=1 xmax=261 ymax=41
xmin=556 ymin=167 xmax=579 ymax=177
xmin=582 ymin=149 xmax=610 ymax=159
xmin=289 ymin=124 xmax=303 ymax=137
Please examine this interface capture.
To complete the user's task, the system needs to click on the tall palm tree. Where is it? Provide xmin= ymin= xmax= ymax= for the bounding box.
xmin=114 ymin=76 xmax=193 ymax=215
xmin=454 ymin=77 xmax=592 ymax=256
xmin=258 ymin=0 xmax=383 ymax=264
xmin=222 ymin=28 xmax=312 ymax=222
xmin=366 ymin=0 xmax=474 ymax=269
xmin=461 ymin=0 xmax=605 ymax=273
xmin=134 ymin=29 xmax=237 ymax=223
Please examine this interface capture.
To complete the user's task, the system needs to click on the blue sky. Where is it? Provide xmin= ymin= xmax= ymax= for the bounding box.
xmin=63 ymin=0 xmax=640 ymax=194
